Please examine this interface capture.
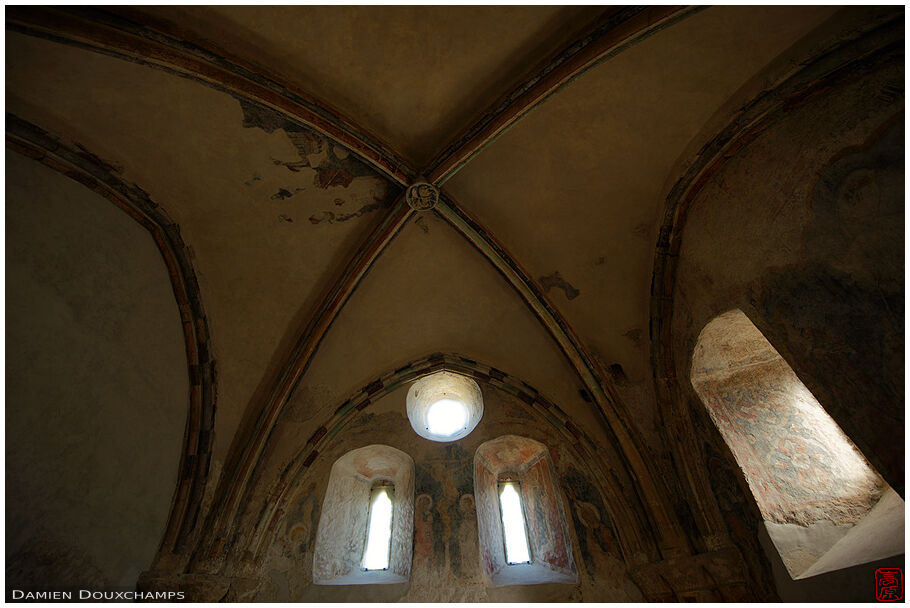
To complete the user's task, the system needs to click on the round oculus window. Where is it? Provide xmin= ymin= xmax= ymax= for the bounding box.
xmin=406 ymin=371 xmax=482 ymax=442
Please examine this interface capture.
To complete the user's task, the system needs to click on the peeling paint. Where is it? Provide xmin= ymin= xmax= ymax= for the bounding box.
xmin=633 ymin=222 xmax=651 ymax=239
xmin=607 ymin=364 xmax=628 ymax=386
xmin=240 ymin=99 xmax=385 ymax=191
xmin=539 ymin=271 xmax=580 ymax=300
xmin=271 ymin=188 xmax=297 ymax=201
xmin=308 ymin=198 xmax=388 ymax=225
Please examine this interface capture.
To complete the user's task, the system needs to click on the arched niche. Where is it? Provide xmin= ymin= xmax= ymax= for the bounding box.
xmin=691 ymin=309 xmax=903 ymax=579
xmin=6 ymin=149 xmax=189 ymax=589
xmin=474 ymin=435 xmax=577 ymax=587
xmin=312 ymin=444 xmax=415 ymax=585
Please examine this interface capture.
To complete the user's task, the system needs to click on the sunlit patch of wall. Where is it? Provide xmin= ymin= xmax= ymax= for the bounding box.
xmin=691 ymin=310 xmax=902 ymax=579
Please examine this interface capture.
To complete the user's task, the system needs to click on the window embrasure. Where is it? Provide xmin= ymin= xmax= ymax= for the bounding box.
xmin=313 ymin=445 xmax=414 ymax=585
xmin=691 ymin=309 xmax=903 ymax=580
xmin=474 ymin=435 xmax=577 ymax=586
xmin=406 ymin=371 xmax=483 ymax=442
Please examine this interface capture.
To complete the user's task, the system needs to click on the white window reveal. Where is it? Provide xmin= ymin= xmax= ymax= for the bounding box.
xmin=313 ymin=445 xmax=414 ymax=585
xmin=474 ymin=435 xmax=577 ymax=586
xmin=362 ymin=485 xmax=394 ymax=571
xmin=691 ymin=309 xmax=904 ymax=580
xmin=406 ymin=371 xmax=483 ymax=442
xmin=498 ymin=481 xmax=531 ymax=565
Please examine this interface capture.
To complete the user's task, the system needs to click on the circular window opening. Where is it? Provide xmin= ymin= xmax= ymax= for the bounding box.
xmin=426 ymin=399 xmax=468 ymax=437
xmin=406 ymin=371 xmax=482 ymax=442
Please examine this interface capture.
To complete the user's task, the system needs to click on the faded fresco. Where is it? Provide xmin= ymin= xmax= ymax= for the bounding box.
xmin=671 ymin=41 xmax=904 ymax=598
xmin=754 ymin=116 xmax=904 ymax=492
xmin=254 ymin=384 xmax=642 ymax=602
xmin=694 ymin=353 xmax=885 ymax=527
xmin=238 ymin=99 xmax=401 ymax=226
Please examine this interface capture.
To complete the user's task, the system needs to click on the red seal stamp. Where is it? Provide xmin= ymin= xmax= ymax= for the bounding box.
xmin=876 ymin=567 xmax=903 ymax=601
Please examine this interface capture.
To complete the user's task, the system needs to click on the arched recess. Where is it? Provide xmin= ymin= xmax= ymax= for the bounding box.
xmin=691 ymin=310 xmax=903 ymax=580
xmin=210 ymin=353 xmax=657 ymax=602
xmin=191 ymin=200 xmax=675 ymax=578
xmin=6 ymin=11 xmax=693 ymax=563
xmin=194 ymin=194 xmax=685 ymax=574
xmin=647 ymin=7 xmax=904 ymax=556
xmin=6 ymin=115 xmax=217 ymax=569
xmin=474 ymin=435 xmax=577 ymax=586
xmin=238 ymin=353 xmax=659 ymax=574
xmin=5 ymin=146 xmax=183 ymax=592
xmin=312 ymin=445 xmax=415 ymax=585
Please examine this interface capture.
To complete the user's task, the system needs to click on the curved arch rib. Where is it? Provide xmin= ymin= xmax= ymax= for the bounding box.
xmin=5 ymin=5 xmax=709 ymax=565
xmin=425 ymin=6 xmax=701 ymax=185
xmin=6 ymin=6 xmax=416 ymax=186
xmin=191 ymin=198 xmax=414 ymax=568
xmin=6 ymin=114 xmax=216 ymax=564
xmin=246 ymin=352 xmax=661 ymax=568
xmin=648 ymin=12 xmax=904 ymax=545
xmin=435 ymin=194 xmax=690 ymax=558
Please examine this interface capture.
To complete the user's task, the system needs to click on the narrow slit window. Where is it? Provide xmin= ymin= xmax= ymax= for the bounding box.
xmin=498 ymin=481 xmax=531 ymax=565
xmin=362 ymin=485 xmax=394 ymax=571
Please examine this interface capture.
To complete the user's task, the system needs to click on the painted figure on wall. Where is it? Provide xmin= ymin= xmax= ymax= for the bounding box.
xmin=283 ymin=484 xmax=320 ymax=558
xmin=561 ymin=465 xmax=622 ymax=578
xmin=412 ymin=493 xmax=441 ymax=584
xmin=449 ymin=493 xmax=479 ymax=579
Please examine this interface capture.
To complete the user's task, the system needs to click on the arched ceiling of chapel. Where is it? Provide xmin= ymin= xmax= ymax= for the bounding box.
xmin=5 ymin=5 xmax=849 ymax=468
xmin=281 ymin=212 xmax=602 ymax=445
xmin=6 ymin=30 xmax=401 ymax=462
xmin=256 ymin=213 xmax=627 ymax=494
xmin=115 ymin=5 xmax=604 ymax=166
xmin=444 ymin=5 xmax=838 ymax=387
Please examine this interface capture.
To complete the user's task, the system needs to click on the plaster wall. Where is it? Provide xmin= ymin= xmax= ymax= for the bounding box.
xmin=253 ymin=383 xmax=641 ymax=602
xmin=252 ymin=212 xmax=618 ymax=494
xmin=5 ymin=152 xmax=188 ymax=592
xmin=670 ymin=34 xmax=904 ymax=601
xmin=5 ymin=31 xmax=400 ymax=466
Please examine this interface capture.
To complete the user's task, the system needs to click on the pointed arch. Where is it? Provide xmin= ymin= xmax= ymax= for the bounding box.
xmin=241 ymin=353 xmax=661 ymax=568
xmin=6 ymin=115 xmax=217 ymax=565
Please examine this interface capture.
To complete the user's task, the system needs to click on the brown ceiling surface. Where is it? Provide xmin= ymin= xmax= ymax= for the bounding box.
xmin=293 ymin=212 xmax=597 ymax=431
xmin=262 ymin=211 xmax=615 ymax=477
xmin=5 ymin=5 xmax=850 ymax=471
xmin=123 ymin=5 xmax=603 ymax=166
xmin=445 ymin=5 xmax=838 ymax=385
xmin=6 ymin=30 xmax=400 ymax=461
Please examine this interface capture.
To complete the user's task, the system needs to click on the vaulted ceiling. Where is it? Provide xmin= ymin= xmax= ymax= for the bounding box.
xmin=7 ymin=5 xmax=868 ymax=574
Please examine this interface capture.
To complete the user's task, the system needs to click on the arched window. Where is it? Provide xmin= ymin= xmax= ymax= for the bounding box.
xmin=474 ymin=435 xmax=577 ymax=586
xmin=312 ymin=445 xmax=414 ymax=585
xmin=691 ymin=309 xmax=903 ymax=579
xmin=362 ymin=481 xmax=395 ymax=571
